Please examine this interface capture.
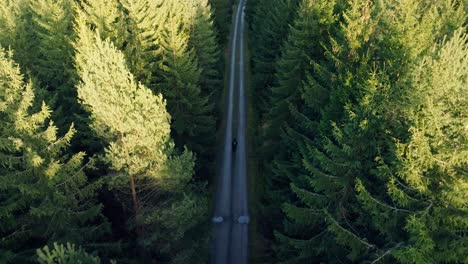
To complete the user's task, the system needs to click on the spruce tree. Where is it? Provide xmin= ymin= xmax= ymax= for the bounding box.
xmin=0 ymin=48 xmax=106 ymax=263
xmin=0 ymin=0 xmax=20 ymax=47
xmin=0 ymin=0 xmax=41 ymax=76
xmin=78 ymin=0 xmax=128 ymax=49
xmin=275 ymin=1 xmax=466 ymax=263
xmin=390 ymin=27 xmax=468 ymax=263
xmin=156 ymin=1 xmax=215 ymax=158
xmin=188 ymin=0 xmax=222 ymax=106
xmin=118 ymin=0 xmax=166 ymax=86
xmin=28 ymin=0 xmax=74 ymax=92
xmin=261 ymin=0 xmax=343 ymax=248
xmin=26 ymin=0 xmax=83 ymax=136
xmin=209 ymin=0 xmax=233 ymax=43
xmin=249 ymin=0 xmax=300 ymax=112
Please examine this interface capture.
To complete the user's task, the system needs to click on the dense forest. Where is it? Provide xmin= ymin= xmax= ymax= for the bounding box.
xmin=248 ymin=0 xmax=467 ymax=263
xmin=0 ymin=0 xmax=230 ymax=262
xmin=0 ymin=0 xmax=467 ymax=263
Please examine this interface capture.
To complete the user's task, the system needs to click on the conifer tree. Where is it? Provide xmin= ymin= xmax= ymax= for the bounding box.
xmin=79 ymin=0 xmax=217 ymax=165
xmin=0 ymin=48 xmax=107 ymax=263
xmin=28 ymin=0 xmax=74 ymax=91
xmin=0 ymin=0 xmax=40 ymax=75
xmin=74 ymin=21 xmax=208 ymax=261
xmin=119 ymin=0 xmax=166 ymax=86
xmin=156 ymin=2 xmax=215 ymax=158
xmin=0 ymin=0 xmax=20 ymax=47
xmin=274 ymin=1 xmax=466 ymax=263
xmin=78 ymin=0 xmax=128 ymax=49
xmin=36 ymin=243 xmax=101 ymax=264
xmin=188 ymin=0 xmax=222 ymax=105
xmin=209 ymin=0 xmax=233 ymax=43
xmin=261 ymin=0 xmax=342 ymax=243
xmin=26 ymin=0 xmax=83 ymax=135
xmin=264 ymin=0 xmax=340 ymax=155
xmin=249 ymin=0 xmax=300 ymax=112
xmin=389 ymin=28 xmax=467 ymax=264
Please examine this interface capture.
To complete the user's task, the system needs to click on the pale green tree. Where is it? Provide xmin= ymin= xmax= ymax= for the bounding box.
xmin=74 ymin=19 xmax=208 ymax=260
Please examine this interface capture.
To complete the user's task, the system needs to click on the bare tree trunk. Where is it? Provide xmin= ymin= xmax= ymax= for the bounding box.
xmin=130 ymin=175 xmax=138 ymax=216
xmin=130 ymin=175 xmax=143 ymax=236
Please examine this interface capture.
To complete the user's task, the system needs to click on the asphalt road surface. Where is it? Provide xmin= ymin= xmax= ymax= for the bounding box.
xmin=212 ymin=0 xmax=249 ymax=263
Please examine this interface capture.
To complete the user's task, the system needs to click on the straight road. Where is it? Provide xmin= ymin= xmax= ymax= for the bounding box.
xmin=212 ymin=0 xmax=249 ymax=263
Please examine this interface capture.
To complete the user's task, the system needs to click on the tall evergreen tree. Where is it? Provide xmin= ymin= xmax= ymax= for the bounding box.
xmin=274 ymin=0 xmax=466 ymax=263
xmin=357 ymin=28 xmax=468 ymax=264
xmin=28 ymin=0 xmax=74 ymax=92
xmin=0 ymin=48 xmax=107 ymax=263
xmin=0 ymin=0 xmax=41 ymax=78
xmin=78 ymin=0 xmax=129 ymax=49
xmin=74 ymin=20 xmax=208 ymax=261
xmin=261 ymin=0 xmax=343 ymax=245
xmin=248 ymin=0 xmax=300 ymax=112
xmin=119 ymin=0 xmax=166 ymax=86
xmin=209 ymin=0 xmax=233 ymax=43
xmin=78 ymin=0 xmax=217 ymax=169
xmin=26 ymin=0 xmax=85 ymax=138
xmin=188 ymin=0 xmax=222 ymax=106
xmin=155 ymin=1 xmax=215 ymax=159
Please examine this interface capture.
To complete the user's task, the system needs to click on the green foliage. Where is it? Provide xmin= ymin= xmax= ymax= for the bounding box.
xmin=253 ymin=0 xmax=468 ymax=263
xmin=155 ymin=1 xmax=216 ymax=158
xmin=248 ymin=0 xmax=300 ymax=111
xmin=78 ymin=0 xmax=219 ymax=171
xmin=0 ymin=48 xmax=107 ymax=262
xmin=209 ymin=0 xmax=233 ymax=43
xmin=74 ymin=25 xmax=209 ymax=261
xmin=1 ymin=0 xmax=221 ymax=262
xmin=260 ymin=0 xmax=344 ymax=251
xmin=37 ymin=243 xmax=101 ymax=264
xmin=74 ymin=22 xmax=174 ymax=183
xmin=390 ymin=29 xmax=468 ymax=264
xmin=189 ymin=0 xmax=222 ymax=105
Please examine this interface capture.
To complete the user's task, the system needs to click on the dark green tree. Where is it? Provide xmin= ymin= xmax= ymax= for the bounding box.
xmin=248 ymin=0 xmax=300 ymax=112
xmin=261 ymin=0 xmax=343 ymax=248
xmin=189 ymin=0 xmax=222 ymax=106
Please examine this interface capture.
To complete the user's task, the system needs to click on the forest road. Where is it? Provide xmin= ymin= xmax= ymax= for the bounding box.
xmin=212 ymin=0 xmax=249 ymax=263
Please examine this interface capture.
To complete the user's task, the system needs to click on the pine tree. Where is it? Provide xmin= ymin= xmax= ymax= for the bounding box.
xmin=78 ymin=0 xmax=217 ymax=166
xmin=0 ymin=48 xmax=107 ymax=263
xmin=74 ymin=22 xmax=208 ymax=261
